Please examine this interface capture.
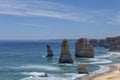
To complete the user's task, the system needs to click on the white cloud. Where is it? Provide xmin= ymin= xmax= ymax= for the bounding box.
xmin=0 ymin=0 xmax=107 ymax=23
xmin=107 ymin=15 xmax=120 ymax=25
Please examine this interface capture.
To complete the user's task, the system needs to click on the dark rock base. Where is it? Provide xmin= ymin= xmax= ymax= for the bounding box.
xmin=59 ymin=59 xmax=73 ymax=63
xmin=75 ymin=54 xmax=94 ymax=58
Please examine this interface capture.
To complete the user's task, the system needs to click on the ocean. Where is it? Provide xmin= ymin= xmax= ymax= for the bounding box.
xmin=0 ymin=40 xmax=120 ymax=80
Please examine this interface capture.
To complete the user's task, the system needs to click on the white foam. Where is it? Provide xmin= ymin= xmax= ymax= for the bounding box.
xmin=109 ymin=52 xmax=120 ymax=55
xmin=64 ymin=73 xmax=86 ymax=80
xmin=21 ymin=72 xmax=85 ymax=80
xmin=12 ymin=65 xmax=60 ymax=71
xmin=21 ymin=72 xmax=46 ymax=77
xmin=42 ymin=55 xmax=46 ymax=57
xmin=58 ymin=63 xmax=73 ymax=66
xmin=89 ymin=59 xmax=112 ymax=64
xmin=87 ymin=58 xmax=99 ymax=61
xmin=21 ymin=73 xmax=68 ymax=80
xmin=95 ymin=54 xmax=112 ymax=58
xmin=71 ymin=74 xmax=86 ymax=80
xmin=91 ymin=65 xmax=110 ymax=76
xmin=78 ymin=58 xmax=112 ymax=65
xmin=21 ymin=76 xmax=68 ymax=80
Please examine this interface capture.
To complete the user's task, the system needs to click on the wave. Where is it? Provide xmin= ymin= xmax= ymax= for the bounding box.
xmin=21 ymin=76 xmax=68 ymax=80
xmin=21 ymin=72 xmax=46 ymax=76
xmin=58 ymin=63 xmax=73 ymax=66
xmin=64 ymin=73 xmax=86 ymax=80
xmin=88 ymin=59 xmax=112 ymax=64
xmin=76 ymin=58 xmax=112 ymax=65
xmin=21 ymin=72 xmax=68 ymax=80
xmin=21 ymin=72 xmax=85 ymax=80
xmin=95 ymin=54 xmax=112 ymax=58
xmin=108 ymin=52 xmax=120 ymax=55
xmin=90 ymin=65 xmax=110 ymax=77
xmin=11 ymin=64 xmax=60 ymax=71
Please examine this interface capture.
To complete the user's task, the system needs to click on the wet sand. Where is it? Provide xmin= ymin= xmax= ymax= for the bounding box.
xmin=93 ymin=64 xmax=120 ymax=80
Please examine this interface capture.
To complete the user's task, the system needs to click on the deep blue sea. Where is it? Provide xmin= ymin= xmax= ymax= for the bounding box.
xmin=0 ymin=40 xmax=120 ymax=80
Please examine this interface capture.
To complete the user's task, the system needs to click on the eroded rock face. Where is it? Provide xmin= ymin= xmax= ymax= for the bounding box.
xmin=98 ymin=39 xmax=109 ymax=48
xmin=107 ymin=36 xmax=120 ymax=52
xmin=59 ymin=39 xmax=73 ymax=63
xmin=89 ymin=39 xmax=98 ymax=47
xmin=75 ymin=38 xmax=94 ymax=58
xmin=77 ymin=64 xmax=88 ymax=74
xmin=46 ymin=44 xmax=54 ymax=57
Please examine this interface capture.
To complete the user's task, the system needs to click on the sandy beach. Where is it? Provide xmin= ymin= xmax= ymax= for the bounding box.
xmin=93 ymin=64 xmax=120 ymax=80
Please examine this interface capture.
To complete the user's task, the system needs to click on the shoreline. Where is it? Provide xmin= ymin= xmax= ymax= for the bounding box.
xmin=92 ymin=64 xmax=120 ymax=80
xmin=92 ymin=64 xmax=117 ymax=79
xmin=76 ymin=64 xmax=117 ymax=80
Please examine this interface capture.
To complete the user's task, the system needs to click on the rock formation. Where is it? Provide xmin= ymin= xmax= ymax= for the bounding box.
xmin=75 ymin=38 xmax=94 ymax=58
xmin=46 ymin=44 xmax=54 ymax=57
xmin=89 ymin=39 xmax=98 ymax=47
xmin=77 ymin=64 xmax=88 ymax=74
xmin=59 ymin=39 xmax=73 ymax=63
xmin=98 ymin=39 xmax=109 ymax=48
xmin=106 ymin=36 xmax=120 ymax=52
xmin=38 ymin=73 xmax=48 ymax=77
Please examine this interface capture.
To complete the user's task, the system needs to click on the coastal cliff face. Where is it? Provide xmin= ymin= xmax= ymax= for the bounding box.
xmin=88 ymin=36 xmax=120 ymax=52
xmin=89 ymin=39 xmax=98 ymax=47
xmin=77 ymin=64 xmax=88 ymax=74
xmin=98 ymin=39 xmax=109 ymax=48
xmin=75 ymin=38 xmax=94 ymax=58
xmin=107 ymin=36 xmax=120 ymax=52
xmin=46 ymin=44 xmax=54 ymax=57
xmin=59 ymin=39 xmax=73 ymax=63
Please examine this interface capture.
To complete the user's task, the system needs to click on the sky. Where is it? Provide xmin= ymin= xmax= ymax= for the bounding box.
xmin=0 ymin=0 xmax=120 ymax=40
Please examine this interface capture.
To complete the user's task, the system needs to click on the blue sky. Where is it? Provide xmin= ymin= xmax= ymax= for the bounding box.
xmin=0 ymin=0 xmax=120 ymax=40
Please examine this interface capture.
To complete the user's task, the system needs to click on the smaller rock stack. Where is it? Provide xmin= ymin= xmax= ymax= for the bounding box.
xmin=77 ymin=64 xmax=88 ymax=74
xmin=46 ymin=44 xmax=54 ymax=57
xmin=75 ymin=38 xmax=94 ymax=58
xmin=59 ymin=39 xmax=73 ymax=63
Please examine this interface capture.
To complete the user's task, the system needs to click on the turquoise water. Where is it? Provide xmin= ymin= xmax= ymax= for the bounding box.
xmin=0 ymin=40 xmax=119 ymax=80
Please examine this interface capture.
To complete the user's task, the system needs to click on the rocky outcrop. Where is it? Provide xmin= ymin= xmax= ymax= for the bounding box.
xmin=77 ymin=64 xmax=88 ymax=74
xmin=59 ymin=39 xmax=73 ymax=63
xmin=89 ymin=39 xmax=98 ymax=47
xmin=38 ymin=73 xmax=48 ymax=77
xmin=106 ymin=36 xmax=120 ymax=52
xmin=98 ymin=39 xmax=109 ymax=48
xmin=46 ymin=44 xmax=54 ymax=57
xmin=75 ymin=38 xmax=94 ymax=58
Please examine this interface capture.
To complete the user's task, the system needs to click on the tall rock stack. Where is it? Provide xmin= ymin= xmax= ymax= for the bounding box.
xmin=46 ymin=44 xmax=54 ymax=57
xmin=75 ymin=38 xmax=94 ymax=58
xmin=59 ymin=39 xmax=73 ymax=63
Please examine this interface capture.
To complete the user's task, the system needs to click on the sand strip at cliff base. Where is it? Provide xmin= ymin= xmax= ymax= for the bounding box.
xmin=93 ymin=64 xmax=120 ymax=80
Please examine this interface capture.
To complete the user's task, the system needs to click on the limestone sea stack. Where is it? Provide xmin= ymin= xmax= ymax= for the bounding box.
xmin=59 ymin=39 xmax=73 ymax=63
xmin=46 ymin=44 xmax=54 ymax=57
xmin=75 ymin=38 xmax=94 ymax=58
xmin=77 ymin=64 xmax=88 ymax=74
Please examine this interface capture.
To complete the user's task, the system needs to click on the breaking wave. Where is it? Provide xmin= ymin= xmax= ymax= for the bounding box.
xmin=11 ymin=64 xmax=60 ymax=71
